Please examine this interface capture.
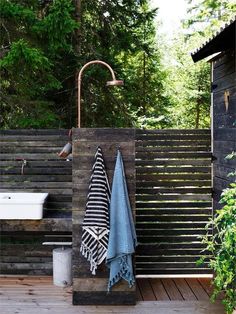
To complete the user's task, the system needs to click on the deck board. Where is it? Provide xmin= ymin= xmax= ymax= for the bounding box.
xmin=137 ymin=279 xmax=156 ymax=301
xmin=173 ymin=278 xmax=197 ymax=301
xmin=149 ymin=278 xmax=170 ymax=301
xmin=161 ymin=278 xmax=183 ymax=301
xmin=0 ymin=276 xmax=225 ymax=314
xmin=185 ymin=278 xmax=210 ymax=301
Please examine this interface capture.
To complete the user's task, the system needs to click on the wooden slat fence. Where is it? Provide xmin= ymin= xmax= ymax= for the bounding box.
xmin=0 ymin=128 xmax=213 ymax=277
xmin=0 ymin=129 xmax=72 ymax=275
xmin=135 ymin=129 xmax=212 ymax=275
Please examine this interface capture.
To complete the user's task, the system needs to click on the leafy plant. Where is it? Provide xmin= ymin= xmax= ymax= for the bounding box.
xmin=199 ymin=152 xmax=236 ymax=314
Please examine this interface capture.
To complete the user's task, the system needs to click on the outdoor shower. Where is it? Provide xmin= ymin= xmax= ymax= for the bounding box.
xmin=77 ymin=60 xmax=124 ymax=128
xmin=58 ymin=60 xmax=124 ymax=158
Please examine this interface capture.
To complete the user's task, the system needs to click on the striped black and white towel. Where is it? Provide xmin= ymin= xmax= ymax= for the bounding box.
xmin=80 ymin=146 xmax=111 ymax=275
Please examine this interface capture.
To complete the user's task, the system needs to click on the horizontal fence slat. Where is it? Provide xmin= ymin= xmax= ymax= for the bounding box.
xmin=137 ymin=174 xmax=211 ymax=181
xmin=136 ymin=228 xmax=209 ymax=235
xmin=136 ymin=129 xmax=211 ymax=135
xmin=136 ymin=146 xmax=210 ymax=152
xmin=136 ymin=187 xmax=212 ymax=194
xmin=136 ymin=159 xmax=211 ymax=166
xmin=136 ymin=208 xmax=211 ymax=215
xmin=136 ymin=215 xmax=211 ymax=222
xmin=136 ymin=152 xmax=212 ymax=159
xmin=136 ymin=167 xmax=211 ymax=173
xmin=136 ymin=202 xmax=212 ymax=208
xmin=0 ymin=175 xmax=72 ymax=182
xmin=136 ymin=222 xmax=210 ymax=229
xmin=136 ymin=180 xmax=211 ymax=187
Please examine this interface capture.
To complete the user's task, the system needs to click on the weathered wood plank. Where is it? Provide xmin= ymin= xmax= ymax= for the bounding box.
xmin=136 ymin=187 xmax=212 ymax=194
xmin=136 ymin=223 xmax=210 ymax=229
xmin=1 ymin=275 xmax=223 ymax=314
xmin=72 ymin=128 xmax=136 ymax=304
xmin=136 ymin=174 xmax=211 ymax=181
xmin=213 ymin=52 xmax=235 ymax=80
xmin=136 ymin=202 xmax=212 ymax=208
xmin=136 ymin=194 xmax=211 ymax=201
xmin=136 ymin=159 xmax=211 ymax=166
xmin=136 ymin=208 xmax=211 ymax=215
xmin=136 ymin=146 xmax=210 ymax=152
xmin=136 ymin=129 xmax=210 ymax=135
xmin=173 ymin=279 xmax=197 ymax=301
xmin=161 ymin=279 xmax=183 ymax=300
xmin=136 ymin=228 xmax=209 ymax=235
xmin=213 ymin=72 xmax=236 ymax=93
xmin=136 ymin=181 xmax=212 ymax=187
xmin=213 ymin=50 xmax=235 ymax=69
xmin=0 ymin=129 xmax=70 ymax=135
xmin=136 ymin=256 xmax=210 ymax=262
xmin=149 ymin=278 xmax=170 ymax=300
xmin=186 ymin=279 xmax=210 ymax=300
xmin=0 ymin=175 xmax=72 ymax=182
xmin=136 ymin=152 xmax=212 ymax=159
xmin=137 ymin=279 xmax=156 ymax=301
xmin=214 ymin=128 xmax=236 ymax=141
xmin=0 ymin=219 xmax=72 ymax=232
xmin=136 ymin=166 xmax=211 ymax=173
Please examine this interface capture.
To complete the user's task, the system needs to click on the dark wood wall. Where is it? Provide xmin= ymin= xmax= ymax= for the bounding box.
xmin=72 ymin=128 xmax=136 ymax=305
xmin=212 ymin=50 xmax=236 ymax=208
xmin=0 ymin=130 xmax=72 ymax=275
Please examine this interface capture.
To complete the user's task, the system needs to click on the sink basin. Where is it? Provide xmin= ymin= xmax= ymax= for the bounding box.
xmin=0 ymin=193 xmax=48 ymax=219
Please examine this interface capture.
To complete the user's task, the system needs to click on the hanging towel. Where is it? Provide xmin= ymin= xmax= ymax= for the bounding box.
xmin=80 ymin=147 xmax=111 ymax=275
xmin=106 ymin=149 xmax=137 ymax=291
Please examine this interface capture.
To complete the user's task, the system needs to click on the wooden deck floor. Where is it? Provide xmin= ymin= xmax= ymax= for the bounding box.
xmin=0 ymin=276 xmax=225 ymax=314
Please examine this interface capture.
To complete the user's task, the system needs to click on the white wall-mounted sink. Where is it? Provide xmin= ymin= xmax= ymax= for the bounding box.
xmin=0 ymin=193 xmax=48 ymax=220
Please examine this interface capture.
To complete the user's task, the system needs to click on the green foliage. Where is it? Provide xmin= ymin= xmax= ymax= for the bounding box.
xmin=0 ymin=0 xmax=170 ymax=129
xmin=185 ymin=0 xmax=236 ymax=35
xmin=165 ymin=33 xmax=211 ymax=129
xmin=0 ymin=0 xmax=79 ymax=129
xmin=168 ymin=0 xmax=236 ymax=129
xmin=0 ymin=39 xmax=61 ymax=97
xmin=79 ymin=0 xmax=170 ymax=128
xmin=199 ymin=151 xmax=236 ymax=314
xmin=0 ymin=0 xmax=37 ymax=25
xmin=0 ymin=95 xmax=61 ymax=128
xmin=35 ymin=0 xmax=79 ymax=57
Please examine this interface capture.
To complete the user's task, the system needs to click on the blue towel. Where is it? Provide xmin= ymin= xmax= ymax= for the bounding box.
xmin=106 ymin=149 xmax=137 ymax=291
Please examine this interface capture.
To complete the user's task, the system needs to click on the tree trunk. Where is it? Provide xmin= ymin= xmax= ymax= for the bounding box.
xmin=195 ymin=86 xmax=201 ymax=129
xmin=73 ymin=0 xmax=81 ymax=127
xmin=73 ymin=0 xmax=81 ymax=56
xmin=195 ymin=100 xmax=200 ymax=129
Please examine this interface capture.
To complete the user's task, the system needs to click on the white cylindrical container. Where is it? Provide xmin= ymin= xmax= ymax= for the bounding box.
xmin=53 ymin=248 xmax=72 ymax=287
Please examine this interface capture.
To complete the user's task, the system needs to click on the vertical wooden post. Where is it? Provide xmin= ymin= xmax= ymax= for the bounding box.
xmin=72 ymin=128 xmax=136 ymax=305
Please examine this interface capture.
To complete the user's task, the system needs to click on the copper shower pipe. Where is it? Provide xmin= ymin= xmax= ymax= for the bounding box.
xmin=77 ymin=60 xmax=124 ymax=128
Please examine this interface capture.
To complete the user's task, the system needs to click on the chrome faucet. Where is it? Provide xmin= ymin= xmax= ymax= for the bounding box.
xmin=21 ymin=159 xmax=27 ymax=175
xmin=16 ymin=158 xmax=27 ymax=175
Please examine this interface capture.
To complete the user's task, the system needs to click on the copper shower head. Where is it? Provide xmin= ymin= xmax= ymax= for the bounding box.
xmin=106 ymin=80 xmax=124 ymax=87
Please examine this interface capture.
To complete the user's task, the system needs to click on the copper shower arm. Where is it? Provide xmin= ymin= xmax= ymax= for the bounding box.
xmin=77 ymin=60 xmax=123 ymax=128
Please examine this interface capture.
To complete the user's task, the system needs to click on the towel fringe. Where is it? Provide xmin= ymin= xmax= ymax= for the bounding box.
xmin=80 ymin=243 xmax=98 ymax=275
xmin=107 ymin=255 xmax=135 ymax=291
